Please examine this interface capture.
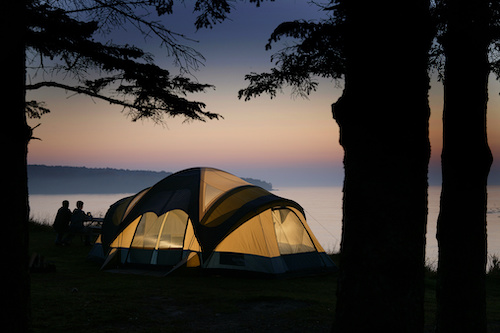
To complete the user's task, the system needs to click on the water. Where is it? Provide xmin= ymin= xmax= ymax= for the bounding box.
xmin=29 ymin=193 xmax=132 ymax=222
xmin=29 ymin=186 xmax=500 ymax=263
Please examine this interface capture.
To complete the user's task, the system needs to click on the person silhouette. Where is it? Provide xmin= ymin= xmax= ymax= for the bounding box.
xmin=65 ymin=201 xmax=93 ymax=246
xmin=53 ymin=200 xmax=71 ymax=246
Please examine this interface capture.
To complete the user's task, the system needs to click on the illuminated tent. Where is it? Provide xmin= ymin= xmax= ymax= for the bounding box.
xmin=95 ymin=167 xmax=335 ymax=275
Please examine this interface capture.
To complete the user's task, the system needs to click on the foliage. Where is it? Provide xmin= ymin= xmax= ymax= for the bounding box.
xmin=25 ymin=0 xmax=227 ymax=124
xmin=193 ymin=0 xmax=276 ymax=29
xmin=238 ymin=0 xmax=500 ymax=100
xmin=429 ymin=0 xmax=500 ymax=80
xmin=238 ymin=2 xmax=346 ymax=101
xmin=25 ymin=0 xmax=284 ymax=124
xmin=25 ymin=100 xmax=50 ymax=119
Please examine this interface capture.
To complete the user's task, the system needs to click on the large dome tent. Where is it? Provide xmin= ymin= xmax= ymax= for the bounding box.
xmin=94 ymin=167 xmax=336 ymax=276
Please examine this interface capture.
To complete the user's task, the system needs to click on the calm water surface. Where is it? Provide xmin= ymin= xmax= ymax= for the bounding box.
xmin=29 ymin=186 xmax=500 ymax=263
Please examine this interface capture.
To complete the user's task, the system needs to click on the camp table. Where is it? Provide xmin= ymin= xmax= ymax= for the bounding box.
xmin=85 ymin=217 xmax=103 ymax=234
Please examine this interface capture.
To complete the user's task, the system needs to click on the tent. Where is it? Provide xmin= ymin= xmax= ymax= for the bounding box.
xmin=93 ymin=167 xmax=336 ymax=276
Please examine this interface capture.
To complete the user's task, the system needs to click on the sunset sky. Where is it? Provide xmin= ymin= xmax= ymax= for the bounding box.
xmin=26 ymin=1 xmax=500 ymax=187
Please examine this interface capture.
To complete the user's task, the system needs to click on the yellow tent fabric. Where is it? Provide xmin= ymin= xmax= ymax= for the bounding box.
xmin=96 ymin=167 xmax=336 ymax=275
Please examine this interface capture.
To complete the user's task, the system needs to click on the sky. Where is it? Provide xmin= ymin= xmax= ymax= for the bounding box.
xmin=26 ymin=1 xmax=500 ymax=187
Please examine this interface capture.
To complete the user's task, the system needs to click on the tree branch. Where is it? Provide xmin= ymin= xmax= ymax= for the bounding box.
xmin=26 ymin=81 xmax=139 ymax=110
xmin=26 ymin=80 xmax=221 ymax=123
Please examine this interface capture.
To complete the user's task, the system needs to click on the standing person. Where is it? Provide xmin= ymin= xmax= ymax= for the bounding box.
xmin=53 ymin=200 xmax=72 ymax=246
xmin=65 ymin=201 xmax=93 ymax=246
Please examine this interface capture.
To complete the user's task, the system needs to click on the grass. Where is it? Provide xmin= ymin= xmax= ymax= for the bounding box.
xmin=29 ymin=221 xmax=336 ymax=332
xmin=29 ymin=221 xmax=500 ymax=332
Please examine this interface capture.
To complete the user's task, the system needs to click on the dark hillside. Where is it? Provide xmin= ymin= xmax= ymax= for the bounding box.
xmin=28 ymin=165 xmax=171 ymax=194
xmin=27 ymin=165 xmax=273 ymax=194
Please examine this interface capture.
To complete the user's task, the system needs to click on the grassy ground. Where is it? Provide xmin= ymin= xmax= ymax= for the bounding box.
xmin=29 ymin=221 xmax=500 ymax=332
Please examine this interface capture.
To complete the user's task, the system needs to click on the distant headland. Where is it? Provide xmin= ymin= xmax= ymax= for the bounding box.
xmin=28 ymin=165 xmax=273 ymax=194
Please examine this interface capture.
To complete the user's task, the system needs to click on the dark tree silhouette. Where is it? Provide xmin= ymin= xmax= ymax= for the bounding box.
xmin=330 ymin=1 xmax=432 ymax=331
xmin=3 ymin=1 xmax=30 ymax=331
xmin=239 ymin=1 xmax=433 ymax=331
xmin=25 ymin=1 xmax=221 ymax=123
xmin=239 ymin=14 xmax=345 ymax=100
xmin=8 ymin=0 xmax=267 ymax=331
xmin=433 ymin=1 xmax=494 ymax=332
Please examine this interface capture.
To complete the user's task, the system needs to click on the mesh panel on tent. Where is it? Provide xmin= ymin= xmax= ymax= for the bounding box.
xmin=131 ymin=212 xmax=162 ymax=249
xmin=130 ymin=210 xmax=189 ymax=251
xmin=273 ymin=208 xmax=316 ymax=255
xmin=158 ymin=210 xmax=189 ymax=249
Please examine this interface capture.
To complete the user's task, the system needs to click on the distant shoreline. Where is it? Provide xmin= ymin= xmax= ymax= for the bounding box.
xmin=27 ymin=165 xmax=273 ymax=194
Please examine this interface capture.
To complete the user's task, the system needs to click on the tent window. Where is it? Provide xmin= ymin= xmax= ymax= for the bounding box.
xmin=131 ymin=212 xmax=162 ymax=249
xmin=131 ymin=210 xmax=189 ymax=250
xmin=273 ymin=208 xmax=315 ymax=255
xmin=158 ymin=210 xmax=189 ymax=249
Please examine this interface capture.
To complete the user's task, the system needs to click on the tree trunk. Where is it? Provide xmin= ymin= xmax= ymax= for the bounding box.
xmin=332 ymin=1 xmax=432 ymax=332
xmin=1 ymin=0 xmax=30 ymax=331
xmin=436 ymin=1 xmax=492 ymax=332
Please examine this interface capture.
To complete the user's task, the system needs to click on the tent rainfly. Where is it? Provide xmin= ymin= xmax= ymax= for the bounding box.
xmin=91 ymin=167 xmax=336 ymax=276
